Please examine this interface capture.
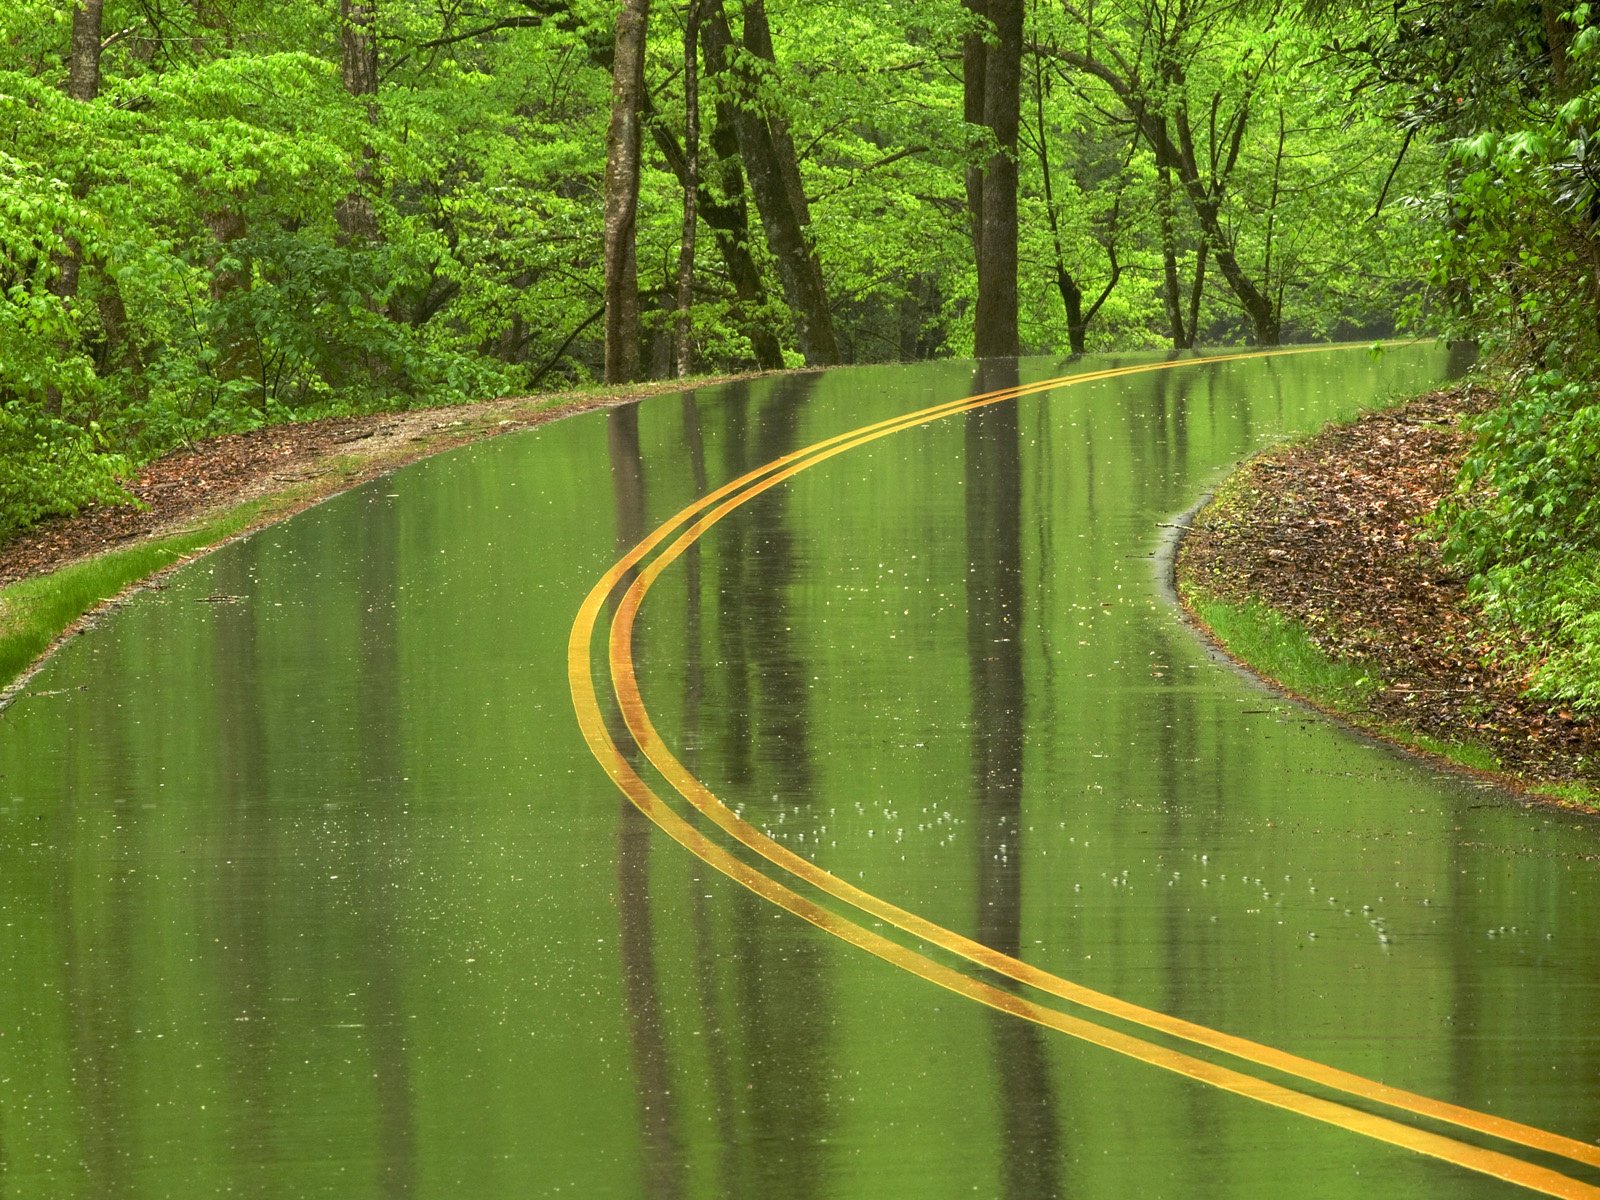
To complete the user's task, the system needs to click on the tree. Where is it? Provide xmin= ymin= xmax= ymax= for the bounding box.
xmin=966 ymin=0 xmax=1025 ymax=356
xmin=702 ymin=0 xmax=840 ymax=365
xmin=44 ymin=0 xmax=105 ymax=413
xmin=336 ymin=0 xmax=380 ymax=245
xmin=1331 ymin=0 xmax=1600 ymax=707
xmin=1022 ymin=13 xmax=1133 ymax=353
xmin=604 ymin=0 xmax=651 ymax=384
xmin=0 ymin=0 xmax=1458 ymax=544
xmin=674 ymin=0 xmax=702 ymax=377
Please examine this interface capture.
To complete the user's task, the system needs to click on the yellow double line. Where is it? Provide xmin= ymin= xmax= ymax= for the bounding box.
xmin=569 ymin=347 xmax=1600 ymax=1197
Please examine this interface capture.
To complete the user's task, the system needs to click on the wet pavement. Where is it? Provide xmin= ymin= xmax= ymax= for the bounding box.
xmin=3 ymin=346 xmax=1597 ymax=1198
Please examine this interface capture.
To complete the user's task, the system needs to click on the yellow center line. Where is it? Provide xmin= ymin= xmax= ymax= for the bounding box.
xmin=570 ymin=348 xmax=1600 ymax=1197
xmin=610 ymin=348 xmax=1600 ymax=1169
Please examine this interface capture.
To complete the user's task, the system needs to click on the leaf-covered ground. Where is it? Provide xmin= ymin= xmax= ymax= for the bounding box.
xmin=1178 ymin=385 xmax=1600 ymax=804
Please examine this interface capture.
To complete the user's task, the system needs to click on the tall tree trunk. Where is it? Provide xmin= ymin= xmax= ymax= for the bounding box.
xmin=969 ymin=0 xmax=1022 ymax=358
xmin=674 ymin=0 xmax=700 ymax=378
xmin=54 ymin=0 xmax=106 ymax=307
xmin=1156 ymin=158 xmax=1189 ymax=349
xmin=66 ymin=0 xmax=104 ymax=102
xmin=702 ymin=0 xmax=838 ymax=366
xmin=1186 ymin=242 xmax=1207 ymax=347
xmin=741 ymin=0 xmax=831 ymax=334
xmin=1058 ymin=270 xmax=1085 ymax=355
xmin=962 ymin=0 xmax=988 ymax=258
xmin=604 ymin=0 xmax=650 ymax=384
xmin=46 ymin=0 xmax=105 ymax=415
xmin=337 ymin=0 xmax=381 ymax=245
xmin=704 ymin=114 xmax=786 ymax=369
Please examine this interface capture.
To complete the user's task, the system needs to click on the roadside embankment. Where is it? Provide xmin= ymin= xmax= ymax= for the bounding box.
xmin=1175 ymin=384 xmax=1600 ymax=811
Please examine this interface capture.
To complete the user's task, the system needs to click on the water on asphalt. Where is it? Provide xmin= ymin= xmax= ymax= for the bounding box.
xmin=4 ymin=345 xmax=1597 ymax=1199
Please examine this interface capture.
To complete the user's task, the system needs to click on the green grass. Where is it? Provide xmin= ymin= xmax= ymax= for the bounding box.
xmin=1187 ymin=589 xmax=1530 ymax=786
xmin=1407 ymin=732 xmax=1500 ymax=773
xmin=0 ymin=490 xmax=305 ymax=695
xmin=1531 ymin=779 xmax=1600 ymax=808
xmin=1188 ymin=594 xmax=1380 ymax=709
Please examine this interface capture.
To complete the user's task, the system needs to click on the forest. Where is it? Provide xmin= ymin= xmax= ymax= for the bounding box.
xmin=3 ymin=1 xmax=1600 ymax=703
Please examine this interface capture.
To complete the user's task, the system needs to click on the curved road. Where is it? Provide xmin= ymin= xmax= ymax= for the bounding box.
xmin=2 ymin=344 xmax=1596 ymax=1199
xmin=571 ymin=350 xmax=1600 ymax=1199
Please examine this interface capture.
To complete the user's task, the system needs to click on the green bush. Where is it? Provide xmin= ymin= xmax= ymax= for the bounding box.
xmin=1439 ymin=370 xmax=1600 ymax=708
xmin=0 ymin=407 xmax=130 ymax=543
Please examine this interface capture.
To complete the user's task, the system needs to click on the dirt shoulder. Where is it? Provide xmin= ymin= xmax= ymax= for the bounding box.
xmin=1176 ymin=384 xmax=1600 ymax=809
xmin=0 ymin=372 xmax=780 ymax=588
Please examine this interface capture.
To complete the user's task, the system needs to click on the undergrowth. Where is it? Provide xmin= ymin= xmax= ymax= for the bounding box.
xmin=1437 ymin=369 xmax=1600 ymax=710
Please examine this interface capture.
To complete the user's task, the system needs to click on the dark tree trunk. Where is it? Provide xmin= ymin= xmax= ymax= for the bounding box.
xmin=339 ymin=0 xmax=378 ymax=103
xmin=742 ymin=1 xmax=811 ymax=231
xmin=705 ymin=115 xmax=786 ymax=369
xmin=1058 ymin=270 xmax=1085 ymax=355
xmin=1187 ymin=242 xmax=1207 ymax=347
xmin=962 ymin=0 xmax=987 ymax=257
xmin=604 ymin=0 xmax=650 ymax=384
xmin=702 ymin=0 xmax=838 ymax=365
xmin=742 ymin=0 xmax=830 ymax=331
xmin=46 ymin=0 xmax=105 ymax=415
xmin=1157 ymin=159 xmax=1189 ymax=349
xmin=53 ymin=0 xmax=107 ymax=306
xmin=968 ymin=0 xmax=1022 ymax=358
xmin=674 ymin=0 xmax=701 ymax=378
xmin=337 ymin=0 xmax=381 ymax=244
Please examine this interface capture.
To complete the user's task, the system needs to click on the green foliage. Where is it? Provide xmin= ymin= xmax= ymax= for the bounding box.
xmin=1438 ymin=369 xmax=1600 ymax=706
xmin=1347 ymin=0 xmax=1600 ymax=707
xmin=0 ymin=0 xmax=1461 ymax=549
xmin=0 ymin=407 xmax=129 ymax=543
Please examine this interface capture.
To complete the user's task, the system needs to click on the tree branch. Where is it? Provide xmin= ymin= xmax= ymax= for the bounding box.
xmin=530 ymin=302 xmax=605 ymax=387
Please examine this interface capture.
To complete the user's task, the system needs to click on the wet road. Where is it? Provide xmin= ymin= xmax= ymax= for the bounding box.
xmin=3 ymin=346 xmax=1598 ymax=1198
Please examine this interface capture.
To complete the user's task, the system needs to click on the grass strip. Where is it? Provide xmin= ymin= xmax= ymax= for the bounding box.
xmin=1183 ymin=586 xmax=1600 ymax=806
xmin=0 ymin=369 xmax=784 ymax=704
xmin=0 ymin=489 xmax=312 ymax=697
xmin=1187 ymin=594 xmax=1380 ymax=710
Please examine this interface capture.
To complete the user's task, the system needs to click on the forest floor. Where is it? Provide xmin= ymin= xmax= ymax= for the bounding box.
xmin=1177 ymin=384 xmax=1600 ymax=811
